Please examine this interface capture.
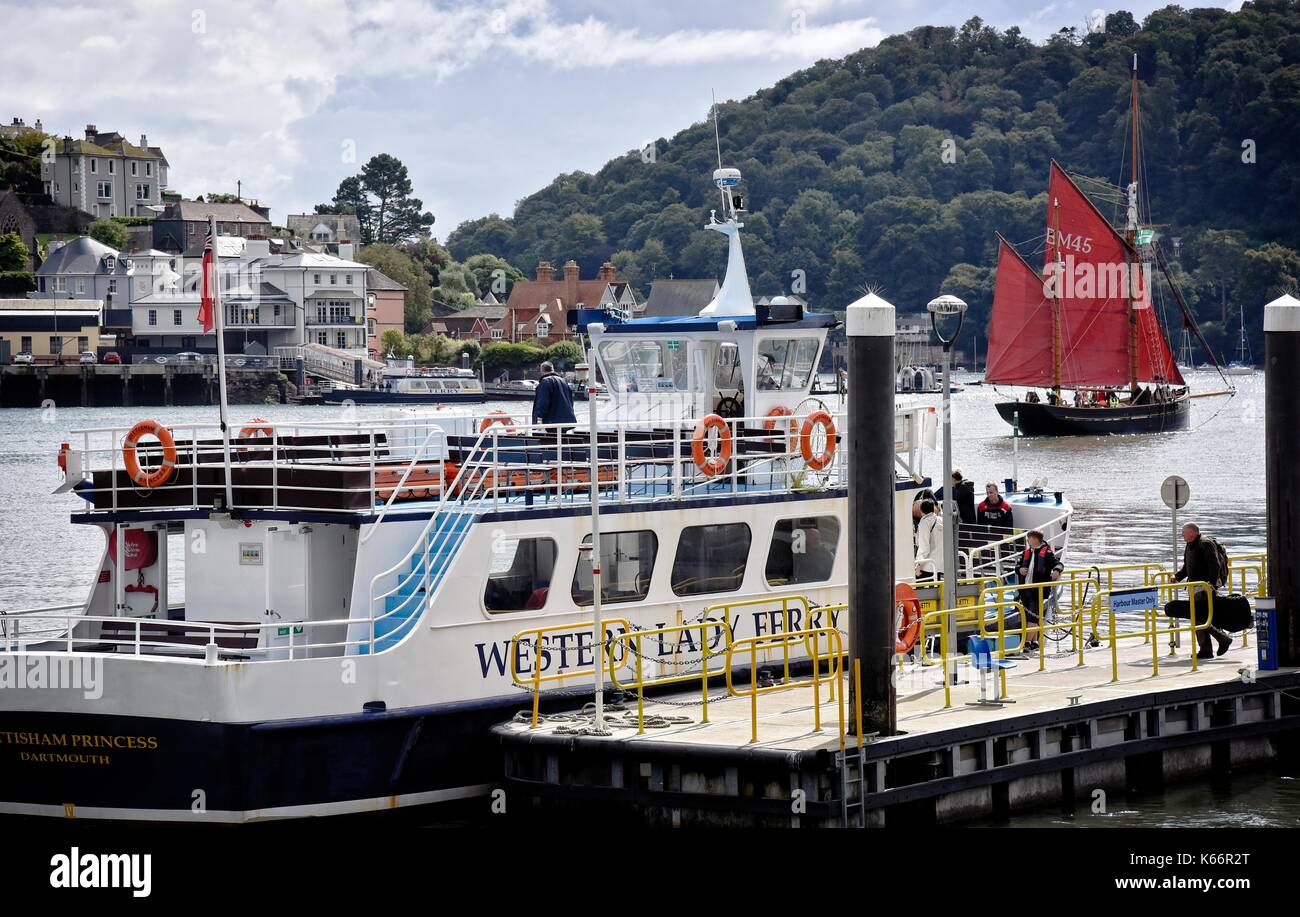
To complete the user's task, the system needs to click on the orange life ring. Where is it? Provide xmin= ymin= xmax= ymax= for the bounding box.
xmin=763 ymin=406 xmax=799 ymax=451
xmin=239 ymin=418 xmax=273 ymax=440
xmin=799 ymin=410 xmax=838 ymax=471
xmin=895 ymin=582 xmax=922 ymax=653
xmin=123 ymin=420 xmax=177 ymax=489
xmin=57 ymin=441 xmax=69 ymax=475
xmin=691 ymin=414 xmax=733 ymax=477
xmin=479 ymin=410 xmax=516 ymax=434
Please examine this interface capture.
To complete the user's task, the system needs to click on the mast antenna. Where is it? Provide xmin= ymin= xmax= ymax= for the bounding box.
xmin=712 ymin=89 xmax=723 ymax=171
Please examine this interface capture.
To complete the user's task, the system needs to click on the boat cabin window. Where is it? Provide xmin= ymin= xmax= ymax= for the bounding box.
xmin=600 ymin=339 xmax=689 ymax=393
xmin=713 ymin=342 xmax=742 ymax=391
xmin=484 ymin=536 xmax=557 ymax=612
xmin=572 ymin=531 xmax=657 ymax=606
xmin=756 ymin=338 xmax=820 ymax=391
xmin=765 ymin=516 xmax=841 ymax=586
xmin=671 ymin=523 xmax=751 ymax=597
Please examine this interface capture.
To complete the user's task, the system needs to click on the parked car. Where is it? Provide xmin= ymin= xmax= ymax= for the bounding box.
xmin=175 ymin=351 xmax=203 ymax=363
xmin=78 ymin=351 xmax=97 ymax=365
xmin=13 ymin=351 xmax=34 ymax=365
xmin=102 ymin=351 xmax=122 ymax=364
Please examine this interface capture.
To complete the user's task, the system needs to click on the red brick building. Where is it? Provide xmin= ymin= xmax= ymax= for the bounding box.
xmin=503 ymin=260 xmax=638 ymax=344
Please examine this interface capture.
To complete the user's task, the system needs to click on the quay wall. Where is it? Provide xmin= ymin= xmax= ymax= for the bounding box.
xmin=0 ymin=365 xmax=291 ymax=407
xmin=496 ymin=673 xmax=1300 ymax=828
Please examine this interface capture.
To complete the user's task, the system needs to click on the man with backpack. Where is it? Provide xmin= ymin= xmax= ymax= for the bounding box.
xmin=1173 ymin=522 xmax=1231 ymax=659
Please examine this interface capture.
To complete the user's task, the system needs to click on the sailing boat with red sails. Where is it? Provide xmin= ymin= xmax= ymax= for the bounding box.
xmin=983 ymin=58 xmax=1218 ymax=436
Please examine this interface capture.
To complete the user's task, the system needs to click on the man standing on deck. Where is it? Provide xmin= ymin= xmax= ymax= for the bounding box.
xmin=531 ymin=361 xmax=576 ymax=428
xmin=935 ymin=469 xmax=976 ymax=526
xmin=1174 ymin=522 xmax=1232 ymax=659
xmin=977 ymin=483 xmax=1015 ymax=532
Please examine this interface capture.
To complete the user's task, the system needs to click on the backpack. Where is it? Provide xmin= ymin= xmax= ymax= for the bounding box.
xmin=1203 ymin=536 xmax=1230 ymax=590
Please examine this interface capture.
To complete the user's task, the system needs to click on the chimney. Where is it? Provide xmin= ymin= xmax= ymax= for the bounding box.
xmin=563 ymin=260 xmax=580 ymax=308
xmin=10 ymin=118 xmax=19 ymax=126
xmin=139 ymin=134 xmax=148 ymax=148
xmin=598 ymin=261 xmax=617 ymax=282
xmin=535 ymin=261 xmax=554 ymax=282
xmin=84 ymin=124 xmax=97 ymax=141
xmin=34 ymin=119 xmax=42 ymax=132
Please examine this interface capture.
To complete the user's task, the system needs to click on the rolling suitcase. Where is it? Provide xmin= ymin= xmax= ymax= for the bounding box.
xmin=1164 ymin=593 xmax=1253 ymax=632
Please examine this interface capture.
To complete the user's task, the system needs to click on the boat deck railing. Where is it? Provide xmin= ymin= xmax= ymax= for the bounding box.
xmin=62 ymin=405 xmax=931 ymax=518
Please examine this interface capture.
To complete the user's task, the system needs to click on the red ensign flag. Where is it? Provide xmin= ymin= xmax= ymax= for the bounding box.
xmin=197 ymin=230 xmax=215 ymax=333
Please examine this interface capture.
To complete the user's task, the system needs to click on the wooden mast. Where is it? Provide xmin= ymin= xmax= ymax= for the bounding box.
xmin=1127 ymin=54 xmax=1140 ymax=395
xmin=1051 ymin=198 xmax=1063 ymax=398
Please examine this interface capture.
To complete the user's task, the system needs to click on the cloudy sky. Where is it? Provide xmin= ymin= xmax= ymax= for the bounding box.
xmin=1 ymin=0 xmax=1239 ymax=234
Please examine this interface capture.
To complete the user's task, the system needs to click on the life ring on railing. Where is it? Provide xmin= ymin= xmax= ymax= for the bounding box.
xmin=239 ymin=417 xmax=274 ymax=440
xmin=57 ymin=441 xmax=69 ymax=475
xmin=895 ymin=582 xmax=922 ymax=653
xmin=763 ymin=406 xmax=799 ymax=451
xmin=123 ymin=420 xmax=177 ymax=489
xmin=799 ymin=410 xmax=838 ymax=471
xmin=691 ymin=414 xmax=733 ymax=477
xmin=479 ymin=410 xmax=516 ymax=434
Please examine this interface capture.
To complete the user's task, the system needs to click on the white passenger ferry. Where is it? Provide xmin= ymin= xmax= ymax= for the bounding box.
xmin=0 ymin=167 xmax=1070 ymax=821
xmin=322 ymin=359 xmax=486 ymax=405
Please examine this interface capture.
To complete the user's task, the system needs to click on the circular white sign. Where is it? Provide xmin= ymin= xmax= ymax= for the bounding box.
xmin=1161 ymin=474 xmax=1190 ymax=510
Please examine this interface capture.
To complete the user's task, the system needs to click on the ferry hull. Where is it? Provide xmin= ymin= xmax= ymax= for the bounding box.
xmin=995 ymin=397 xmax=1191 ymax=436
xmin=0 ymin=702 xmax=517 ymax=822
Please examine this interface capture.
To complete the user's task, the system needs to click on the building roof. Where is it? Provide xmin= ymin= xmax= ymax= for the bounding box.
xmin=271 ymin=252 xmax=368 ymax=270
xmin=36 ymin=236 xmax=118 ymax=276
xmin=287 ymin=213 xmax=361 ymax=238
xmin=641 ymin=278 xmax=720 ymax=318
xmin=506 ymin=279 xmax=613 ymax=311
xmin=66 ymin=137 xmax=164 ymax=160
xmin=366 ymin=268 xmax=406 ymax=292
xmin=445 ymin=304 xmax=507 ymax=321
xmin=166 ymin=200 xmax=270 ymax=224
xmin=0 ymin=298 xmax=101 ymax=314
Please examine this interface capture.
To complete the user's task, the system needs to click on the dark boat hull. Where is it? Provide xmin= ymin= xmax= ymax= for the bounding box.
xmin=995 ymin=397 xmax=1191 ymax=436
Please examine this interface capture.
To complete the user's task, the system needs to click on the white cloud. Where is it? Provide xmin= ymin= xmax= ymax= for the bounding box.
xmin=79 ymin=36 xmax=119 ymax=50
xmin=0 ymin=0 xmax=885 ymax=218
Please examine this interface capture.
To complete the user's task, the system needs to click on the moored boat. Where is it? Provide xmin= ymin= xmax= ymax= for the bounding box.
xmin=984 ymin=58 xmax=1228 ymax=436
xmin=0 ymin=164 xmax=1072 ymax=822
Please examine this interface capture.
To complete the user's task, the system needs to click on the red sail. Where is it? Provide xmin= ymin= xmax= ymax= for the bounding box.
xmin=983 ymin=236 xmax=1053 ymax=386
xmin=986 ymin=163 xmax=1183 ymax=388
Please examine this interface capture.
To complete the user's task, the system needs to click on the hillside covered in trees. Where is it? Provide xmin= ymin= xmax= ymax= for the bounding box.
xmin=446 ymin=1 xmax=1300 ymax=359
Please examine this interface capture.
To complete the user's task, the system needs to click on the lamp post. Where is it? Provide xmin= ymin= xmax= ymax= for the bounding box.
xmin=927 ymin=294 xmax=967 ymax=685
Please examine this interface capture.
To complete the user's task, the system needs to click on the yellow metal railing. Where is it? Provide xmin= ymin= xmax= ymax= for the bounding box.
xmin=609 ymin=619 xmax=733 ymax=733
xmin=726 ymin=626 xmax=846 ymax=748
xmin=1095 ymin=581 xmax=1216 ymax=682
xmin=509 ymin=617 xmax=631 ymax=727
xmin=921 ymin=600 xmax=1045 ymax=708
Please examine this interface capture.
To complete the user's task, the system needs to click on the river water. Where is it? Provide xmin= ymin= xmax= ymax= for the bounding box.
xmin=0 ymin=369 xmax=1273 ymax=824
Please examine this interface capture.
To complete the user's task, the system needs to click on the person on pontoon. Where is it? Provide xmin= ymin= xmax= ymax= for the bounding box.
xmin=1014 ymin=529 xmax=1063 ymax=652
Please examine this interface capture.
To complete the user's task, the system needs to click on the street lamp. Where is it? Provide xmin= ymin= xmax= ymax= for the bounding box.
xmin=927 ymin=293 xmax=967 ymax=684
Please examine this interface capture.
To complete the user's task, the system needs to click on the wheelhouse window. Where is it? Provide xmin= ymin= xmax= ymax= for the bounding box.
xmin=671 ymin=523 xmax=751 ymax=596
xmin=599 ymin=338 xmax=689 ymax=393
xmin=765 ymin=516 xmax=841 ymax=586
xmin=756 ymin=337 xmax=820 ymax=391
xmin=484 ymin=536 xmax=557 ymax=612
xmin=572 ymin=531 xmax=657 ymax=606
